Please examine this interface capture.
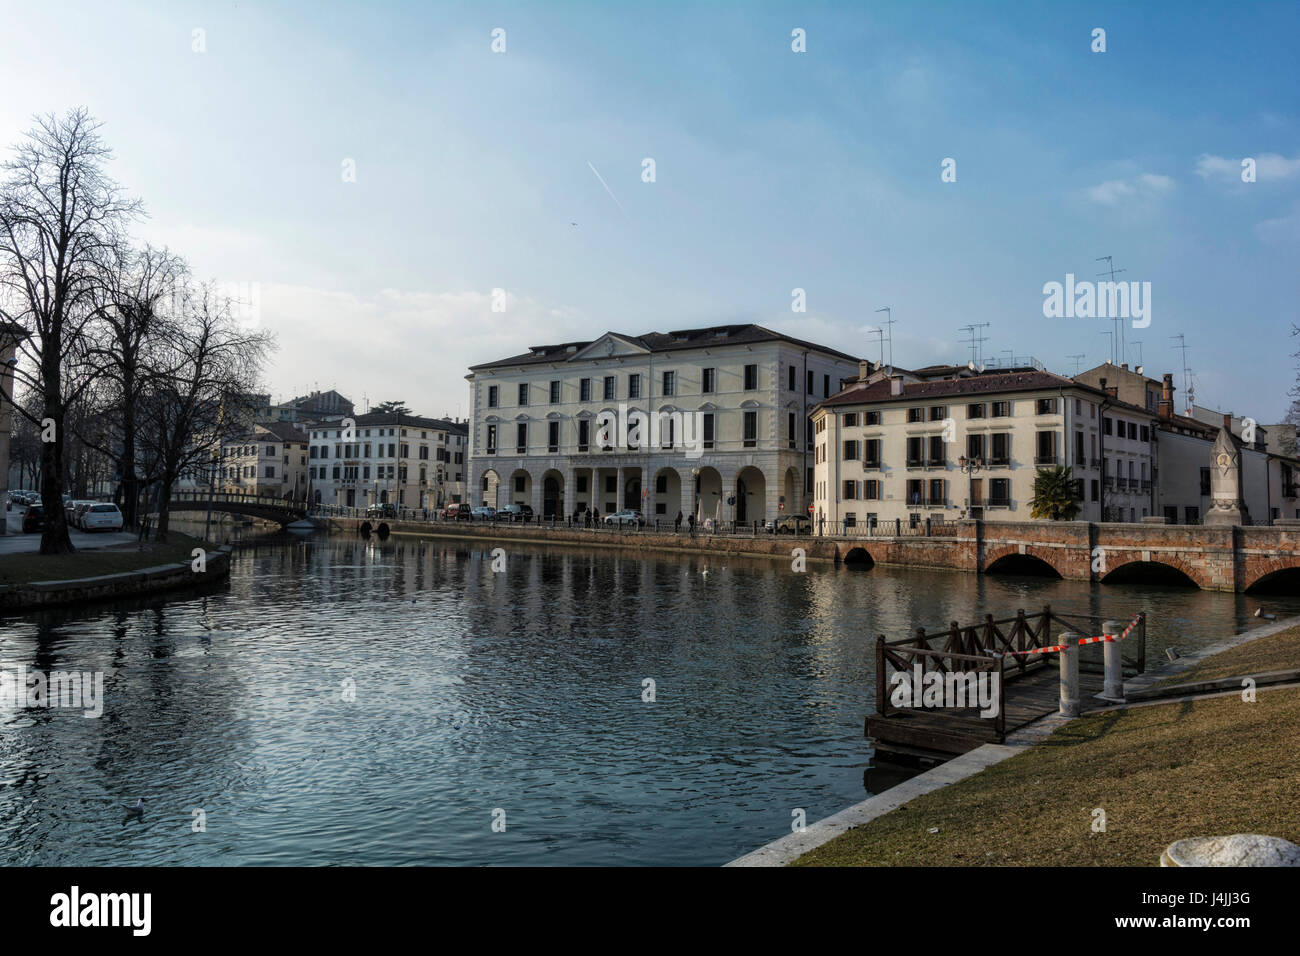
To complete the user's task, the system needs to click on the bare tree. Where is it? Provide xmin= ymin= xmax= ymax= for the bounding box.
xmin=0 ymin=109 xmax=140 ymax=553
xmin=80 ymin=242 xmax=186 ymax=528
xmin=139 ymin=281 xmax=272 ymax=541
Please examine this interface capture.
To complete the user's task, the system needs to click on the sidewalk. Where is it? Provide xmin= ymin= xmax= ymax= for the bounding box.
xmin=1 ymin=510 xmax=136 ymax=554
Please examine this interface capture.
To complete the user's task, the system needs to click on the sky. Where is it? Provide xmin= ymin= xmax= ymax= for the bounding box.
xmin=1 ymin=0 xmax=1297 ymax=421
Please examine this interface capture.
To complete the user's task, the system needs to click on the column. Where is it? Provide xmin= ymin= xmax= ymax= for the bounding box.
xmin=530 ymin=468 xmax=544 ymax=517
xmin=563 ymin=466 xmax=575 ymax=520
xmin=616 ymin=466 xmax=626 ymax=511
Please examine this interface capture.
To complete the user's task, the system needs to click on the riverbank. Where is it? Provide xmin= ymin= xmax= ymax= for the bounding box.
xmin=769 ymin=616 xmax=1300 ymax=867
xmin=0 ymin=532 xmax=231 ymax=611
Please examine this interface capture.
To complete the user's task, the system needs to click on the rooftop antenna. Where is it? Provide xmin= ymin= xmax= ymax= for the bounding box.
xmin=1067 ymin=353 xmax=1086 ymax=376
xmin=971 ymin=322 xmax=990 ymax=365
xmin=1171 ymin=334 xmax=1192 ymax=414
xmin=1131 ymin=340 xmax=1143 ymax=367
xmin=874 ymin=308 xmax=894 ymax=367
xmin=864 ymin=327 xmax=885 ymax=365
xmin=1096 ymin=255 xmax=1127 ymax=364
xmin=1099 ymin=329 xmax=1113 ymax=366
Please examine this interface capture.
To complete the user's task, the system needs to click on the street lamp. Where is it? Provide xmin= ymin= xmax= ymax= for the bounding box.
xmin=958 ymin=454 xmax=983 ymax=518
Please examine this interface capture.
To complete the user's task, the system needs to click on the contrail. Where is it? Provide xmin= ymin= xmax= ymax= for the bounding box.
xmin=587 ymin=161 xmax=626 ymax=215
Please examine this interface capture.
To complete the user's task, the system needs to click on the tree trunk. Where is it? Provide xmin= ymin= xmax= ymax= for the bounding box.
xmin=154 ymin=481 xmax=173 ymax=541
xmin=39 ymin=416 xmax=75 ymax=554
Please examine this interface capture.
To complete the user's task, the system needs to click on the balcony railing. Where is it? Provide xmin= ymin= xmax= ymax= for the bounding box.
xmin=1034 ymin=455 xmax=1058 ymax=465
xmin=926 ymin=458 xmax=947 ymax=468
xmin=906 ymin=458 xmax=924 ymax=468
xmin=986 ymin=496 xmax=1012 ymax=508
xmin=987 ymin=456 xmax=1010 ymax=467
xmin=862 ymin=459 xmax=882 ymax=470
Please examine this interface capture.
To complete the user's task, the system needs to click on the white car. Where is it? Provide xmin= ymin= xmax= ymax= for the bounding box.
xmin=80 ymin=503 xmax=124 ymax=532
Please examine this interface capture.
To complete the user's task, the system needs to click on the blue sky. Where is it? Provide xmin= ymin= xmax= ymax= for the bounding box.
xmin=2 ymin=0 xmax=1296 ymax=420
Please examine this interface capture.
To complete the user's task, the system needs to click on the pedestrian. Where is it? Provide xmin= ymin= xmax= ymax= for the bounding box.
xmin=674 ymin=510 xmax=683 ymax=532
xmin=687 ymin=512 xmax=696 ymax=534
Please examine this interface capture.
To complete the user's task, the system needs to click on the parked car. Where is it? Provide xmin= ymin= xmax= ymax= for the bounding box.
xmin=767 ymin=514 xmax=813 ymax=535
xmin=441 ymin=502 xmax=472 ymax=520
xmin=365 ymin=502 xmax=398 ymax=518
xmin=604 ymin=509 xmax=644 ymax=527
xmin=497 ymin=504 xmax=535 ymax=523
xmin=80 ymin=503 xmax=124 ymax=532
xmin=471 ymin=505 xmax=497 ymax=520
xmin=22 ymin=504 xmax=46 ymax=533
xmin=73 ymin=501 xmax=97 ymax=529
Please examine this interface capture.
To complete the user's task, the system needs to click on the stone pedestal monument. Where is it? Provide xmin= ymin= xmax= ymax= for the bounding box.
xmin=1204 ymin=414 xmax=1250 ymax=527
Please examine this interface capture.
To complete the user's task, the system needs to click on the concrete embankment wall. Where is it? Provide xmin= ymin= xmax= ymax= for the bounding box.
xmin=0 ymin=545 xmax=233 ymax=612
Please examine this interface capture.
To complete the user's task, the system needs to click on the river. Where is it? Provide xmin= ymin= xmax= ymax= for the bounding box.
xmin=1 ymin=525 xmax=1294 ymax=865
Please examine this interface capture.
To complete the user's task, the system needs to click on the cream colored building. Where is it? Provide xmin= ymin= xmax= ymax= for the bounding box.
xmin=220 ymin=422 xmax=310 ymax=500
xmin=465 ymin=325 xmax=861 ymax=523
xmin=308 ymin=412 xmax=467 ymax=511
xmin=812 ymin=369 xmax=1158 ymax=530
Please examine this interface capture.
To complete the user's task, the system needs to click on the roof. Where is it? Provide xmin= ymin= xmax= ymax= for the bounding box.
xmin=468 ymin=323 xmax=862 ymax=371
xmin=815 ymin=370 xmax=1106 ymax=409
xmin=258 ymin=422 xmax=310 ymax=443
xmin=315 ymin=411 xmax=468 ymax=434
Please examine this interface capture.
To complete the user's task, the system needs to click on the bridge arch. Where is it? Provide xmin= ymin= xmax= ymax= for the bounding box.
xmin=842 ymin=545 xmax=875 ymax=568
xmin=1100 ymin=557 xmax=1202 ymax=589
xmin=983 ymin=545 xmax=1064 ymax=579
xmin=1244 ymin=558 xmax=1300 ymax=594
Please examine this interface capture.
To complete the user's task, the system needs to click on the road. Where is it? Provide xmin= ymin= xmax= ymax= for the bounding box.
xmin=1 ymin=505 xmax=135 ymax=554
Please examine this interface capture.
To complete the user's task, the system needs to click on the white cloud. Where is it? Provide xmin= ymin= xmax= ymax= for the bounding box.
xmin=256 ymin=285 xmax=589 ymax=418
xmin=1195 ymin=152 xmax=1300 ymax=182
xmin=1255 ymin=203 xmax=1300 ymax=244
xmin=1086 ymin=173 xmax=1174 ymax=206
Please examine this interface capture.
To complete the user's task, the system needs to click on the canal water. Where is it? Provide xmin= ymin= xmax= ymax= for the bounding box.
xmin=2 ymin=527 xmax=1295 ymax=866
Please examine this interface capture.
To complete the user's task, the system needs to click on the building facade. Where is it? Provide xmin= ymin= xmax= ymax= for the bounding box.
xmin=308 ymin=412 xmax=467 ymax=510
xmin=811 ymin=370 xmax=1159 ymax=529
xmin=219 ymin=422 xmax=310 ymax=500
xmin=465 ymin=325 xmax=861 ymax=522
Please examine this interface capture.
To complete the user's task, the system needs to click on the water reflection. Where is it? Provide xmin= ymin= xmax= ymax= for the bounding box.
xmin=0 ymin=525 xmax=1294 ymax=866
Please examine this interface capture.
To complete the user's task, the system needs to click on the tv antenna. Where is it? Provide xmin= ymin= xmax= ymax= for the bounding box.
xmin=864 ymin=327 xmax=885 ymax=365
xmin=1096 ymin=255 xmax=1127 ymax=363
xmin=875 ymin=307 xmax=894 ymax=367
xmin=1067 ymin=353 xmax=1086 ymax=376
xmin=959 ymin=323 xmax=990 ymax=365
xmin=1170 ymin=334 xmax=1192 ymax=413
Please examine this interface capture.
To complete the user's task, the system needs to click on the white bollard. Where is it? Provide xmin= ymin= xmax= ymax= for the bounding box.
xmin=1100 ymin=619 xmax=1125 ymax=702
xmin=1059 ymin=632 xmax=1080 ymax=717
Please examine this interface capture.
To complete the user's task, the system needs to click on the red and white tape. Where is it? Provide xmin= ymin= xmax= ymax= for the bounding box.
xmin=983 ymin=615 xmax=1141 ymax=659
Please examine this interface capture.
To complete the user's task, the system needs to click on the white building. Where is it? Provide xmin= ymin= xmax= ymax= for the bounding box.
xmin=466 ymin=325 xmax=861 ymax=522
xmin=308 ymin=412 xmax=467 ymax=510
xmin=219 ymin=422 xmax=310 ymax=500
xmin=812 ymin=369 xmax=1158 ymax=529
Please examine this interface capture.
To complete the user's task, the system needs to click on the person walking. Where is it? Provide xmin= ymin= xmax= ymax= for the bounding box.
xmin=674 ymin=510 xmax=683 ymax=533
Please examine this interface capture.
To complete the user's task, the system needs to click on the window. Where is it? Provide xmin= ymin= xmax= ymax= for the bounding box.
xmin=577 ymin=475 xmax=588 ymax=493
xmin=488 ymin=386 xmax=499 ymax=409
xmin=743 ymin=411 xmax=757 ymax=447
xmin=843 ymin=413 xmax=858 ymax=427
xmin=549 ymin=380 xmax=561 ymax=404
xmin=927 ymin=435 xmax=945 ymax=465
xmin=518 ymin=383 xmax=529 ymax=406
xmin=1200 ymin=467 xmax=1211 ymax=496
xmin=605 ymin=475 xmax=616 ymax=493
xmin=842 ymin=480 xmax=858 ymax=500
xmin=703 ymin=367 xmax=716 ymax=394
xmin=1103 ymin=417 xmax=1113 ymax=436
xmin=662 ymin=370 xmax=675 ymax=396
xmin=1091 ymin=479 xmax=1099 ymax=502
xmin=929 ymin=406 xmax=946 ymax=421
xmin=906 ymin=478 xmax=924 ymax=505
xmin=515 ymin=475 xmax=526 ymax=493
xmin=580 ymin=378 xmax=591 ymax=402
xmin=628 ymin=374 xmax=640 ymax=399
xmin=1036 ymin=431 xmax=1057 ymax=463
xmin=578 ymin=419 xmax=590 ymax=451
xmin=1128 ymin=422 xmax=1138 ymax=440
xmin=908 ymin=407 xmax=924 ymax=423
xmin=843 ymin=439 xmax=860 ymax=460
xmin=788 ymin=366 xmax=796 ymax=391
xmin=863 ymin=479 xmax=881 ymax=500
xmin=990 ymin=478 xmax=1010 ymax=506
xmin=788 ymin=412 xmax=797 ymax=448
xmin=807 ymin=370 xmax=813 ymax=395
xmin=824 ymin=374 xmax=830 ymax=397
xmin=1074 ymin=431 xmax=1085 ymax=465
xmin=486 ymin=425 xmax=497 ymax=454
xmin=967 ymin=403 xmax=985 ymax=419
xmin=967 ymin=433 xmax=986 ymax=461
xmin=990 ymin=433 xmax=1010 ymax=465
xmin=1037 ymin=398 xmax=1057 ymax=415
xmin=865 ymin=410 xmax=881 ymax=426
xmin=656 ymin=474 xmax=668 ymax=494
xmin=743 ymin=364 xmax=757 ymax=390
xmin=603 ymin=376 xmax=616 ymax=401
xmin=1140 ymin=425 xmax=1149 ymax=442
xmin=863 ymin=439 xmax=881 ymax=467
xmin=1185 ymin=506 xmax=1199 ymax=524
xmin=991 ymin=401 xmax=1010 ymax=418
xmin=907 ymin=436 xmax=924 ymax=466
xmin=548 ymin=421 xmax=559 ymax=453
xmin=928 ymin=478 xmax=945 ymax=504
xmin=265 ymin=465 xmax=275 ymax=478
xmin=515 ymin=423 xmax=527 ymax=454
xmin=703 ymin=413 xmax=715 ymax=449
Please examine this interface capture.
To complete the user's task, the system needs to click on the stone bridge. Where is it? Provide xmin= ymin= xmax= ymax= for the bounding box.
xmin=168 ymin=491 xmax=309 ymax=527
xmin=836 ymin=520 xmax=1300 ymax=593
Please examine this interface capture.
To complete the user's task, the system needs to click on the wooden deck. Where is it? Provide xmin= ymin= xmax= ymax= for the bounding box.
xmin=866 ymin=666 xmax=1107 ymax=757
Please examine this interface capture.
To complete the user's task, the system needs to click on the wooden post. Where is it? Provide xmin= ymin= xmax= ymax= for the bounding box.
xmin=875 ymin=635 xmax=887 ymax=716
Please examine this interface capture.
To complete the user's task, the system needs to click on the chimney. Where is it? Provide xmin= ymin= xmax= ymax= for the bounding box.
xmin=858 ymin=359 xmax=870 ymax=382
xmin=890 ymin=374 xmax=904 ymax=397
xmin=1158 ymin=373 xmax=1174 ymax=420
xmin=1099 ymin=376 xmax=1117 ymax=399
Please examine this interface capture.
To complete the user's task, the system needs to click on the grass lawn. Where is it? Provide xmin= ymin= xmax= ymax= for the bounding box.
xmin=1154 ymin=625 xmax=1300 ymax=686
xmin=795 ymin=688 xmax=1300 ymax=867
xmin=0 ymin=532 xmax=214 ymax=586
